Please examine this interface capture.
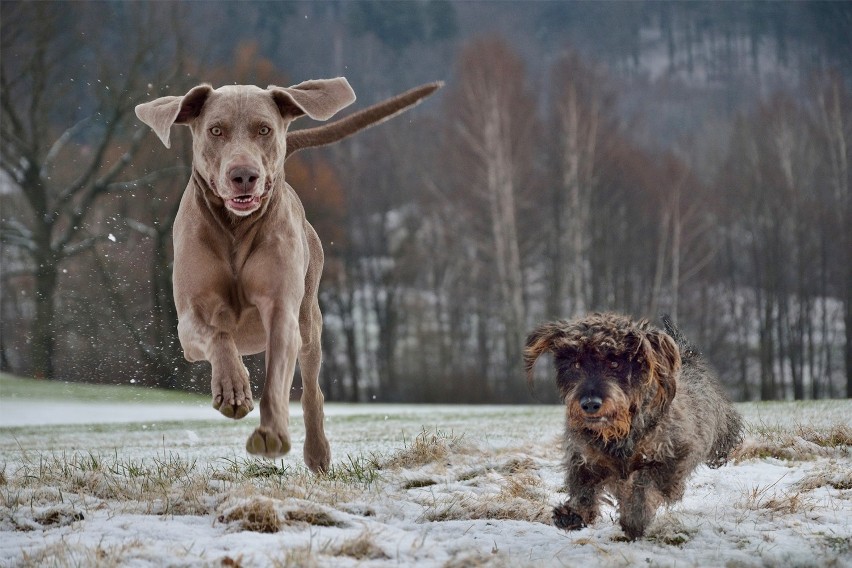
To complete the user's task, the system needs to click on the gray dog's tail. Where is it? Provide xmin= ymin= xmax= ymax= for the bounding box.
xmin=285 ymin=81 xmax=444 ymax=160
xmin=660 ymin=314 xmax=699 ymax=362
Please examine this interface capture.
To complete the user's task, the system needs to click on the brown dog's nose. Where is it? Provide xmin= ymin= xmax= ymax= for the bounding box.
xmin=229 ymin=166 xmax=260 ymax=193
xmin=580 ymin=396 xmax=603 ymax=414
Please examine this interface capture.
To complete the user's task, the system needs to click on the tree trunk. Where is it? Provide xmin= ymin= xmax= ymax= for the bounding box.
xmin=556 ymin=82 xmax=597 ymax=317
xmin=31 ymin=257 xmax=58 ymax=379
xmin=482 ymin=97 xmax=526 ymax=388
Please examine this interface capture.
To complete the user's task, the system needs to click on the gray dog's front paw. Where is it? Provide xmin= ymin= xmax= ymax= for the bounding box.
xmin=213 ymin=394 xmax=253 ymax=419
xmin=246 ymin=426 xmax=291 ymax=458
xmin=211 ymin=362 xmax=253 ymax=419
xmin=303 ymin=436 xmax=331 ymax=473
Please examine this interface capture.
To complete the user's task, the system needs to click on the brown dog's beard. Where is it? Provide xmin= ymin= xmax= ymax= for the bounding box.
xmin=565 ymin=385 xmax=632 ymax=443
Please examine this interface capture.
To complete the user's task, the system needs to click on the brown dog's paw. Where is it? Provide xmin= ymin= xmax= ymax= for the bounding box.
xmin=246 ymin=426 xmax=291 ymax=458
xmin=553 ymin=504 xmax=586 ymax=531
xmin=211 ymin=362 xmax=253 ymax=419
xmin=619 ymin=518 xmax=647 ymax=541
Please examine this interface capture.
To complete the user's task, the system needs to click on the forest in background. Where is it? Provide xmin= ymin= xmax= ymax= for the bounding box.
xmin=1 ymin=1 xmax=850 ymax=402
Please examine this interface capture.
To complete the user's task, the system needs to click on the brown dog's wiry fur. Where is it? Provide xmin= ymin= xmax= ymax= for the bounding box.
xmin=524 ymin=312 xmax=742 ymax=540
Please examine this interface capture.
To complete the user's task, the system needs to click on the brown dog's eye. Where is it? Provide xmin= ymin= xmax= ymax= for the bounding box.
xmin=259 ymin=126 xmax=271 ymax=135
xmin=573 ymin=361 xmax=581 ymax=369
xmin=210 ymin=126 xmax=223 ymax=136
xmin=610 ymin=360 xmax=619 ymax=369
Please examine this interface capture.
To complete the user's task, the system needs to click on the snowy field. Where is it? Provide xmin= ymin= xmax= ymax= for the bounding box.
xmin=0 ymin=376 xmax=850 ymax=567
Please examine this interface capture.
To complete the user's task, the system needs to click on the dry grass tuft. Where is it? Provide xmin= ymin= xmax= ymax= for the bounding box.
xmin=442 ymin=551 xmax=513 ymax=568
xmin=457 ymin=468 xmax=485 ymax=482
xmin=796 ymin=462 xmax=852 ymax=491
xmin=423 ymin=473 xmax=550 ymax=524
xmin=332 ymin=531 xmax=389 ymax=560
xmin=284 ymin=506 xmax=345 ymax=528
xmin=219 ymin=497 xmax=282 ymax=533
xmin=740 ymin=478 xmax=816 ymax=517
xmin=5 ymin=504 xmax=85 ymax=532
xmin=268 ymin=546 xmax=319 ymax=568
xmin=221 ymin=554 xmax=245 ymax=567
xmin=734 ymin=423 xmax=850 ymax=462
xmin=382 ymin=429 xmax=468 ymax=470
xmin=34 ymin=505 xmax=85 ymax=528
xmin=20 ymin=539 xmax=144 ymax=567
xmin=797 ymin=424 xmax=852 ymax=448
xmin=759 ymin=491 xmax=813 ymax=515
xmin=646 ymin=513 xmax=696 ymax=546
xmin=403 ymin=477 xmax=438 ymax=489
xmin=500 ymin=473 xmax=544 ymax=502
xmin=218 ymin=495 xmax=346 ymax=533
xmin=498 ymin=457 xmax=537 ymax=474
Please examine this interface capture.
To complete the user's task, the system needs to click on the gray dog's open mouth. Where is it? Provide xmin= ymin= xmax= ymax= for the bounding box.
xmin=228 ymin=195 xmax=261 ymax=212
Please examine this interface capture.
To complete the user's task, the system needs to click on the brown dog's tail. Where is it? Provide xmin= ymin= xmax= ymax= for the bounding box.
xmin=661 ymin=314 xmax=699 ymax=362
xmin=285 ymin=81 xmax=444 ymax=160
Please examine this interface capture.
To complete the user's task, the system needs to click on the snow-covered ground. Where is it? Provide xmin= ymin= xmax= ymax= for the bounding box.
xmin=1 ymin=395 xmax=850 ymax=567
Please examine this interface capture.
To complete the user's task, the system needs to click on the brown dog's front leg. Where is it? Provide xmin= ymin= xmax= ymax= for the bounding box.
xmin=554 ymin=458 xmax=606 ymax=531
xmin=617 ymin=472 xmax=663 ymax=540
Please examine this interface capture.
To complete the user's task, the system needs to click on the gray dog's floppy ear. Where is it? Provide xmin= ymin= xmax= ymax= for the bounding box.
xmin=524 ymin=321 xmax=569 ymax=389
xmin=135 ymin=84 xmax=214 ymax=148
xmin=268 ymin=77 xmax=356 ymax=122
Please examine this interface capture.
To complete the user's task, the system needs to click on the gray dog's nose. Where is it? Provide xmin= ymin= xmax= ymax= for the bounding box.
xmin=580 ymin=396 xmax=603 ymax=414
xmin=229 ymin=166 xmax=260 ymax=193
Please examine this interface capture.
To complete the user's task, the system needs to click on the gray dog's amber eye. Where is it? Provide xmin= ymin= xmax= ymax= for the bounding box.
xmin=259 ymin=126 xmax=271 ymax=135
xmin=210 ymin=126 xmax=223 ymax=136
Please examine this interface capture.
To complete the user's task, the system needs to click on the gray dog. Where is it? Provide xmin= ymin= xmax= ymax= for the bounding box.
xmin=135 ymin=79 xmax=440 ymax=471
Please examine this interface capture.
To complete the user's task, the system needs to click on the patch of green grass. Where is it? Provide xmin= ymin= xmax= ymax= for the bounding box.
xmin=0 ymin=372 xmax=207 ymax=404
xmin=820 ymin=535 xmax=850 ymax=555
xmin=225 ymin=458 xmax=294 ymax=479
xmin=5 ymin=447 xmax=210 ymax=515
xmin=220 ymin=452 xmax=382 ymax=486
xmin=324 ymin=454 xmax=382 ymax=485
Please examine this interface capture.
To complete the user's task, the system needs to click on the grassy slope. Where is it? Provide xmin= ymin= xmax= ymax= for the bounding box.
xmin=0 ymin=373 xmax=207 ymax=404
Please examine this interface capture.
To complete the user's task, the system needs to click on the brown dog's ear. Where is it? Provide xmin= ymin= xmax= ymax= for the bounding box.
xmin=268 ymin=77 xmax=356 ymax=122
xmin=643 ymin=330 xmax=681 ymax=410
xmin=523 ymin=321 xmax=569 ymax=389
xmin=135 ymin=84 xmax=214 ymax=148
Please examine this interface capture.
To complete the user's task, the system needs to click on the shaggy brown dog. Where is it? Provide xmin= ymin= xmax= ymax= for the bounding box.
xmin=524 ymin=313 xmax=742 ymax=540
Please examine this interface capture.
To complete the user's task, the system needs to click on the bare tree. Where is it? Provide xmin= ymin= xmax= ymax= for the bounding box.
xmin=813 ymin=75 xmax=851 ymax=397
xmin=548 ymin=53 xmax=607 ymax=317
xmin=445 ymin=37 xmax=535 ymax=390
xmin=0 ymin=3 xmax=181 ymax=379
